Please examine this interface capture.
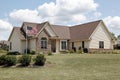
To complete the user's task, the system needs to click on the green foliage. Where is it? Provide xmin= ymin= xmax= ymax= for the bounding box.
xmin=77 ymin=47 xmax=83 ymax=54
xmin=69 ymin=49 xmax=75 ymax=54
xmin=48 ymin=52 xmax=53 ymax=56
xmin=28 ymin=50 xmax=36 ymax=55
xmin=89 ymin=50 xmax=120 ymax=54
xmin=0 ymin=55 xmax=6 ymax=65
xmin=111 ymin=32 xmax=117 ymax=40
xmin=112 ymin=50 xmax=120 ymax=54
xmin=7 ymin=51 xmax=21 ymax=55
xmin=0 ymin=55 xmax=17 ymax=66
xmin=31 ymin=50 xmax=36 ymax=55
xmin=24 ymin=50 xmax=36 ymax=55
xmin=77 ymin=50 xmax=83 ymax=54
xmin=34 ymin=54 xmax=46 ymax=66
xmin=118 ymin=35 xmax=120 ymax=38
xmin=0 ymin=49 xmax=7 ymax=54
xmin=19 ymin=54 xmax=31 ymax=66
xmin=0 ymin=44 xmax=9 ymax=51
xmin=60 ymin=51 xmax=69 ymax=54
xmin=5 ymin=55 xmax=17 ymax=66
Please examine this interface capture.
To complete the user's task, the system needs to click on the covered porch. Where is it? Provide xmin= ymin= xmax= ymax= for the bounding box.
xmin=50 ymin=39 xmax=60 ymax=53
xmin=50 ymin=38 xmax=69 ymax=53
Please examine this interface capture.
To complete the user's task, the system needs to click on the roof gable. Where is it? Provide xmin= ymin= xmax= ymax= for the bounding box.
xmin=90 ymin=21 xmax=113 ymax=40
xmin=8 ymin=27 xmax=25 ymax=41
xmin=51 ymin=25 xmax=70 ymax=39
xmin=36 ymin=22 xmax=58 ymax=38
xmin=21 ymin=22 xmax=46 ymax=37
xmin=70 ymin=20 xmax=101 ymax=41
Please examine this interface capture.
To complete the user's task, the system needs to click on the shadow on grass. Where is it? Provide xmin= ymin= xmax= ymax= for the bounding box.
xmin=0 ymin=61 xmax=54 ymax=68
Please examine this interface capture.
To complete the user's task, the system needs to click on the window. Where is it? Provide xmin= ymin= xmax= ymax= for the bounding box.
xmin=41 ymin=37 xmax=47 ymax=49
xmin=61 ymin=40 xmax=67 ymax=50
xmin=99 ymin=41 xmax=104 ymax=48
xmin=10 ymin=42 xmax=12 ymax=50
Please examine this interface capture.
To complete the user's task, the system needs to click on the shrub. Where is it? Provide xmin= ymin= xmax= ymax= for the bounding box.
xmin=78 ymin=47 xmax=82 ymax=50
xmin=29 ymin=50 xmax=36 ymax=55
xmin=69 ymin=49 xmax=75 ymax=54
xmin=60 ymin=51 xmax=69 ymax=54
xmin=19 ymin=54 xmax=31 ymax=66
xmin=112 ymin=50 xmax=120 ymax=54
xmin=48 ymin=52 xmax=53 ymax=56
xmin=7 ymin=51 xmax=21 ymax=55
xmin=0 ymin=55 xmax=6 ymax=65
xmin=77 ymin=50 xmax=83 ymax=54
xmin=5 ymin=55 xmax=17 ymax=66
xmin=34 ymin=54 xmax=46 ymax=66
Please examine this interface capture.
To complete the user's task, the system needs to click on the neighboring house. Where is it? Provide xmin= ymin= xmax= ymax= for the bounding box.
xmin=117 ymin=36 xmax=120 ymax=44
xmin=8 ymin=20 xmax=114 ymax=53
xmin=117 ymin=35 xmax=120 ymax=46
xmin=0 ymin=40 xmax=9 ymax=51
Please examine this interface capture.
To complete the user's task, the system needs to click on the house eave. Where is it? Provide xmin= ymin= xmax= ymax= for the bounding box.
xmin=69 ymin=39 xmax=90 ymax=42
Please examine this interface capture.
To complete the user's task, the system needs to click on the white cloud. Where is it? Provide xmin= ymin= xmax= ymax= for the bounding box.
xmin=0 ymin=20 xmax=12 ymax=31
xmin=56 ymin=0 xmax=98 ymax=14
xmin=0 ymin=19 xmax=13 ymax=40
xmin=9 ymin=0 xmax=98 ymax=25
xmin=104 ymin=16 xmax=120 ymax=35
xmin=38 ymin=0 xmax=98 ymax=24
xmin=9 ymin=9 xmax=41 ymax=23
xmin=72 ymin=14 xmax=87 ymax=22
xmin=38 ymin=2 xmax=57 ymax=17
xmin=104 ymin=16 xmax=120 ymax=28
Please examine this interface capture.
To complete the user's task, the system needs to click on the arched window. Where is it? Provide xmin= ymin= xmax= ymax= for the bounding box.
xmin=41 ymin=37 xmax=47 ymax=49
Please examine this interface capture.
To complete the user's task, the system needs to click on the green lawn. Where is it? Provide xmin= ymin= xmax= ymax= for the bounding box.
xmin=0 ymin=54 xmax=120 ymax=80
xmin=0 ymin=49 xmax=7 ymax=55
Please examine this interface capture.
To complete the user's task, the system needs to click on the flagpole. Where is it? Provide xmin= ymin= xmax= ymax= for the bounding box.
xmin=26 ymin=26 xmax=27 ymax=54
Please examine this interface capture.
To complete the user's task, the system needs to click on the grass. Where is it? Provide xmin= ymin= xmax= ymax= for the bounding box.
xmin=0 ymin=49 xmax=7 ymax=55
xmin=0 ymin=54 xmax=120 ymax=80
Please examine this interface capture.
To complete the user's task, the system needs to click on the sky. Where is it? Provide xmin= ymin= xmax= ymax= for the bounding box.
xmin=0 ymin=0 xmax=120 ymax=40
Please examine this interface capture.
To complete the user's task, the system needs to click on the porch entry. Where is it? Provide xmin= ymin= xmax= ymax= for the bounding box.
xmin=82 ymin=41 xmax=88 ymax=53
xmin=82 ymin=41 xmax=84 ymax=48
xmin=51 ymin=40 xmax=56 ymax=52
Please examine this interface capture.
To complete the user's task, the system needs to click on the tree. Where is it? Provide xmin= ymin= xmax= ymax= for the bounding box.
xmin=110 ymin=32 xmax=117 ymax=40
xmin=118 ymin=35 xmax=120 ymax=38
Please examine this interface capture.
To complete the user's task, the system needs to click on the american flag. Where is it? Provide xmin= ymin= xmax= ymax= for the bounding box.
xmin=27 ymin=26 xmax=38 ymax=35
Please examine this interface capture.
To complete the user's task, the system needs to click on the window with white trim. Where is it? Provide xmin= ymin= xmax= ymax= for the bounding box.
xmin=41 ymin=37 xmax=47 ymax=49
xmin=61 ymin=40 xmax=67 ymax=50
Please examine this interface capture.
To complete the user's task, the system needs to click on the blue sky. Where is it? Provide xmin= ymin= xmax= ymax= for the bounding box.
xmin=0 ymin=0 xmax=120 ymax=40
xmin=0 ymin=0 xmax=54 ymax=18
xmin=95 ymin=0 xmax=120 ymax=17
xmin=0 ymin=0 xmax=120 ymax=17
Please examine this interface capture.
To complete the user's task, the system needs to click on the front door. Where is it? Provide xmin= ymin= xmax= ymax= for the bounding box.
xmin=51 ymin=40 xmax=56 ymax=52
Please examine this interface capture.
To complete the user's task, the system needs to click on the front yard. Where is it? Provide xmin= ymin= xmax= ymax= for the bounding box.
xmin=0 ymin=54 xmax=120 ymax=80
